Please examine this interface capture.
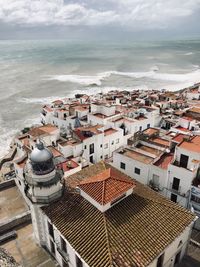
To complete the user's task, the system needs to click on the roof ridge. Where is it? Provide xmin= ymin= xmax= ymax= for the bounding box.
xmin=79 ymin=168 xmax=111 ymax=185
xmin=102 ymin=213 xmax=113 ymax=267
xmin=102 ymin=179 xmax=106 ymax=205
xmin=110 ymin=175 xmax=135 ymax=185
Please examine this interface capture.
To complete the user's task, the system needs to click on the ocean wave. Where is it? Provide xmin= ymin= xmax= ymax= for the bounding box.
xmin=44 ymin=73 xmax=110 ymax=86
xmin=18 ymin=96 xmax=65 ymax=105
xmin=0 ymin=116 xmax=41 ymax=160
xmin=45 ymin=69 xmax=200 ymax=86
xmin=184 ymin=52 xmax=194 ymax=56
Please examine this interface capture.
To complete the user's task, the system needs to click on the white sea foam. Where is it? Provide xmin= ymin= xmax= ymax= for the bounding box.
xmin=45 ymin=69 xmax=200 ymax=87
xmin=184 ymin=52 xmax=194 ymax=56
xmin=45 ymin=73 xmax=110 ymax=86
xmin=0 ymin=128 xmax=18 ymax=160
xmin=18 ymin=96 xmax=65 ymax=105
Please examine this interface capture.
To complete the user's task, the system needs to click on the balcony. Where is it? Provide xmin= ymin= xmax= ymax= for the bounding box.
xmin=148 ymin=180 xmax=161 ymax=192
xmin=168 ymin=182 xmax=187 ymax=197
xmin=172 ymin=160 xmax=193 ymax=172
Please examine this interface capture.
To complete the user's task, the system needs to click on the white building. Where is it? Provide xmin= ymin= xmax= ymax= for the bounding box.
xmin=15 ymin=142 xmax=63 ymax=245
xmin=57 ymin=125 xmax=124 ymax=164
xmin=38 ymin=163 xmax=195 ymax=267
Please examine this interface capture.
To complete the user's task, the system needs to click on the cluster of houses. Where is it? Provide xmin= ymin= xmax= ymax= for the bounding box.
xmin=11 ymin=83 xmax=200 ymax=267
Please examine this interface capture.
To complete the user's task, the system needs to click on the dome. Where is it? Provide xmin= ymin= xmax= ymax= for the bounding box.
xmin=30 ymin=142 xmax=53 ymax=163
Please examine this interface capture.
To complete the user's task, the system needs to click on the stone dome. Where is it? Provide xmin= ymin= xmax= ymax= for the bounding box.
xmin=30 ymin=142 xmax=53 ymax=163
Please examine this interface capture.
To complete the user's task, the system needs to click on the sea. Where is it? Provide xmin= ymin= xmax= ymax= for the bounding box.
xmin=0 ymin=39 xmax=200 ymax=159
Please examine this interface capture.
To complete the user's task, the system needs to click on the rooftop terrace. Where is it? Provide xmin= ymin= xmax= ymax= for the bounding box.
xmin=119 ymin=148 xmax=154 ymax=164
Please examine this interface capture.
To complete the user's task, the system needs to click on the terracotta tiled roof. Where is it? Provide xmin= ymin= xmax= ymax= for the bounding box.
xmin=188 ymin=107 xmax=200 ymax=114
xmin=150 ymin=137 xmax=170 ymax=147
xmin=143 ymin=128 xmax=159 ymax=136
xmin=28 ymin=124 xmax=58 ymax=137
xmin=179 ymin=135 xmax=200 ymax=153
xmin=57 ymin=160 xmax=79 ymax=173
xmin=79 ymin=168 xmax=135 ymax=205
xmin=43 ymin=163 xmax=195 ymax=267
xmin=172 ymin=134 xmax=189 ymax=143
xmin=153 ymin=153 xmax=174 ymax=169
xmin=104 ymin=128 xmax=118 ymax=136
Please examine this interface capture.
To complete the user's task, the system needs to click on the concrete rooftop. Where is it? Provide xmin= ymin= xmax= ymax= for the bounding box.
xmin=0 ymin=186 xmax=28 ymax=224
xmin=2 ymin=224 xmax=57 ymax=267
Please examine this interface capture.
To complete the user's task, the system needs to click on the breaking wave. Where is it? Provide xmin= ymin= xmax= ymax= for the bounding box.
xmin=18 ymin=96 xmax=65 ymax=105
xmin=45 ymin=73 xmax=111 ymax=86
xmin=45 ymin=69 xmax=200 ymax=87
xmin=184 ymin=52 xmax=194 ymax=56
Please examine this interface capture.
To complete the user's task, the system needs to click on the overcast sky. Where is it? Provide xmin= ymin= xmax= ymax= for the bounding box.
xmin=0 ymin=0 xmax=200 ymax=40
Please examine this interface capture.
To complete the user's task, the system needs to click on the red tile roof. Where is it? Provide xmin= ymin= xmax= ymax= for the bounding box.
xmin=179 ymin=136 xmax=200 ymax=153
xmin=79 ymin=168 xmax=135 ymax=205
xmin=104 ymin=128 xmax=117 ymax=136
xmin=57 ymin=160 xmax=79 ymax=173
xmin=154 ymin=153 xmax=174 ymax=169
xmin=151 ymin=137 xmax=170 ymax=147
xmin=143 ymin=128 xmax=159 ymax=136
xmin=175 ymin=126 xmax=190 ymax=132
xmin=172 ymin=134 xmax=189 ymax=143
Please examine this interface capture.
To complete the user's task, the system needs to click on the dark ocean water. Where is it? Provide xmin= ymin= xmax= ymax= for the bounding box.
xmin=0 ymin=39 xmax=200 ymax=158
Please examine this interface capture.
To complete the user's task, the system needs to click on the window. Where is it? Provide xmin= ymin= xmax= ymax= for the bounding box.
xmin=120 ymin=162 xmax=126 ymax=170
xmin=89 ymin=143 xmax=94 ymax=154
xmin=157 ymin=253 xmax=164 ymax=267
xmin=175 ymin=250 xmax=181 ymax=265
xmin=60 ymin=236 xmax=67 ymax=253
xmin=139 ymin=126 xmax=142 ymax=131
xmin=100 ymin=144 xmax=102 ymax=148
xmin=104 ymin=143 xmax=108 ymax=149
xmin=135 ymin=167 xmax=140 ymax=175
xmin=171 ymin=193 xmax=177 ymax=203
xmin=111 ymin=141 xmax=114 ymax=145
xmin=180 ymin=154 xmax=189 ymax=168
xmin=172 ymin=177 xmax=180 ymax=191
xmin=100 ymin=155 xmax=103 ymax=159
xmin=191 ymin=194 xmax=200 ymax=204
xmin=147 ymin=123 xmax=150 ymax=128
xmin=90 ymin=155 xmax=94 ymax=163
xmin=50 ymin=240 xmax=55 ymax=255
xmin=76 ymin=255 xmax=83 ymax=267
xmin=152 ymin=174 xmax=159 ymax=186
xmin=84 ymin=145 xmax=87 ymax=149
xmin=116 ymin=138 xmax=119 ymax=144
xmin=48 ymin=221 xmax=54 ymax=240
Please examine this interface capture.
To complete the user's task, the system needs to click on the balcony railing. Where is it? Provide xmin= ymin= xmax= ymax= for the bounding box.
xmin=26 ymin=189 xmax=63 ymax=204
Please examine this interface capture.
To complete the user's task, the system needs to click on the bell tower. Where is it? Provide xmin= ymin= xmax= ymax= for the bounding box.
xmin=24 ymin=141 xmax=63 ymax=245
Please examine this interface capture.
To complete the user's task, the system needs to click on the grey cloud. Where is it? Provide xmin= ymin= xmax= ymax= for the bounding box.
xmin=0 ymin=0 xmax=200 ymax=29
